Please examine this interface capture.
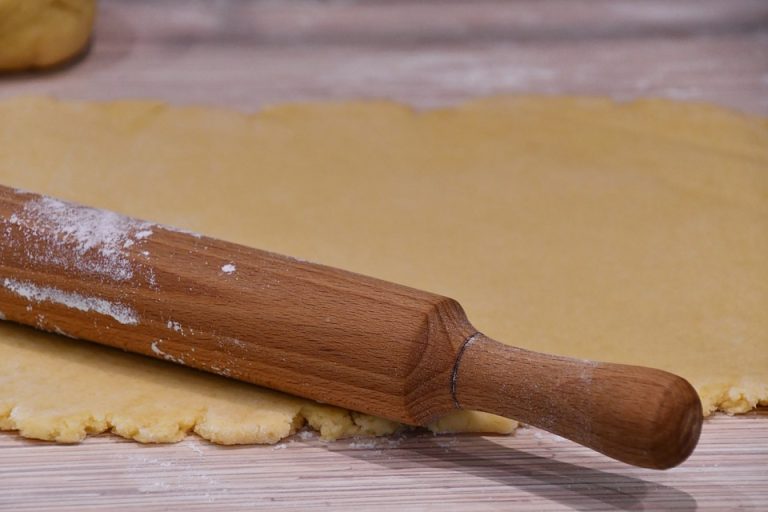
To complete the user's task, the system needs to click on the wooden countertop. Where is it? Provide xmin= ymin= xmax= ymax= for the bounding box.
xmin=3 ymin=0 xmax=768 ymax=114
xmin=1 ymin=413 xmax=766 ymax=511
xmin=1 ymin=1 xmax=767 ymax=510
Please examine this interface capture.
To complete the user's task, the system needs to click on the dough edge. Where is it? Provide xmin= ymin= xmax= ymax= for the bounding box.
xmin=0 ymin=388 xmax=516 ymax=445
xmin=0 ymin=94 xmax=765 ymax=445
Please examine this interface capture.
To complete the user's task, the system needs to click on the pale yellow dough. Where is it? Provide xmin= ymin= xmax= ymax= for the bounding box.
xmin=0 ymin=0 xmax=96 ymax=71
xmin=0 ymin=96 xmax=766 ymax=445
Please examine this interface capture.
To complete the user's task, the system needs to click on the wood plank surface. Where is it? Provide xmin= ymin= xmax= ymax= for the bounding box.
xmin=1 ymin=0 xmax=767 ymax=114
xmin=1 ymin=1 xmax=767 ymax=510
xmin=1 ymin=414 xmax=766 ymax=511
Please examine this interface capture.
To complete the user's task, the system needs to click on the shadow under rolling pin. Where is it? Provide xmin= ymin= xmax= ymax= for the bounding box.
xmin=0 ymin=184 xmax=702 ymax=469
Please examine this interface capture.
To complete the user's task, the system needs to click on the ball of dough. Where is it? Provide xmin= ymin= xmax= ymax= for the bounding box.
xmin=0 ymin=0 xmax=96 ymax=71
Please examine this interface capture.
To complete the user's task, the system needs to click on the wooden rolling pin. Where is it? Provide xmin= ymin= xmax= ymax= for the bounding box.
xmin=0 ymin=184 xmax=702 ymax=469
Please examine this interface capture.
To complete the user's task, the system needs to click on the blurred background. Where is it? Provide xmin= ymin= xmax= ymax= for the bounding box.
xmin=2 ymin=0 xmax=767 ymax=114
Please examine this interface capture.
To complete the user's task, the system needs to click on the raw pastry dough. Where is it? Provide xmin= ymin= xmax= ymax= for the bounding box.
xmin=0 ymin=96 xmax=765 ymax=444
xmin=0 ymin=0 xmax=96 ymax=71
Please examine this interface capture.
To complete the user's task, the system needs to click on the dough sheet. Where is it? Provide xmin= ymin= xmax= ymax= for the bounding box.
xmin=0 ymin=96 xmax=765 ymax=444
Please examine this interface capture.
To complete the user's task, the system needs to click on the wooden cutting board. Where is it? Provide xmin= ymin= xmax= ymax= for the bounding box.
xmin=1 ymin=1 xmax=766 ymax=509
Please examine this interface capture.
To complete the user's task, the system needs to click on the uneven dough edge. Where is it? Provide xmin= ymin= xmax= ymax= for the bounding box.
xmin=0 ymin=398 xmax=400 ymax=445
xmin=0 ymin=326 xmax=515 ymax=445
xmin=0 ymin=391 xmax=516 ymax=445
xmin=0 ymin=95 xmax=765 ymax=444
xmin=696 ymin=380 xmax=768 ymax=416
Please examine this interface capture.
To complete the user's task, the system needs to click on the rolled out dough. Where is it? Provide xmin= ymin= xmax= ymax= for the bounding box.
xmin=0 ymin=96 xmax=766 ymax=444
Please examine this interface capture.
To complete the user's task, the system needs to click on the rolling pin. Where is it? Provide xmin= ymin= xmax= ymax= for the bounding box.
xmin=0 ymin=184 xmax=702 ymax=469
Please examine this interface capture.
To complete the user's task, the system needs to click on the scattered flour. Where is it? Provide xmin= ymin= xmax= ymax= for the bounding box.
xmin=209 ymin=364 xmax=232 ymax=377
xmin=122 ymin=453 xmax=219 ymax=500
xmin=528 ymin=428 xmax=567 ymax=443
xmin=296 ymin=430 xmax=318 ymax=441
xmin=2 ymin=278 xmax=139 ymax=325
xmin=221 ymin=263 xmax=236 ymax=274
xmin=150 ymin=340 xmax=163 ymax=356
xmin=167 ymin=320 xmax=184 ymax=334
xmin=150 ymin=340 xmax=185 ymax=364
xmin=347 ymin=439 xmax=379 ymax=449
xmin=160 ymin=224 xmax=204 ymax=239
xmin=1 ymin=193 xmax=156 ymax=285
xmin=188 ymin=443 xmax=205 ymax=456
xmin=434 ymin=437 xmax=458 ymax=449
xmin=52 ymin=325 xmax=77 ymax=339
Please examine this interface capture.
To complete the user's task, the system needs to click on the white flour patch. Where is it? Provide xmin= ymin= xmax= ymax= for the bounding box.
xmin=146 ymin=268 xmax=158 ymax=290
xmin=150 ymin=340 xmax=163 ymax=356
xmin=221 ymin=263 xmax=236 ymax=274
xmin=434 ymin=437 xmax=457 ymax=449
xmin=296 ymin=430 xmax=318 ymax=441
xmin=161 ymin=224 xmax=203 ymax=238
xmin=286 ymin=255 xmax=309 ymax=264
xmin=209 ymin=364 xmax=232 ymax=377
xmin=2 ymin=194 xmax=155 ymax=283
xmin=52 ymin=325 xmax=77 ymax=339
xmin=348 ymin=439 xmax=379 ymax=449
xmin=3 ymin=278 xmax=138 ymax=325
xmin=167 ymin=320 xmax=184 ymax=334
xmin=150 ymin=340 xmax=185 ymax=364
xmin=122 ymin=453 xmax=219 ymax=500
xmin=579 ymin=359 xmax=599 ymax=387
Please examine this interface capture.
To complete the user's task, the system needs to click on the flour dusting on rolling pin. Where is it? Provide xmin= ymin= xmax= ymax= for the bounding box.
xmin=0 ymin=184 xmax=704 ymax=469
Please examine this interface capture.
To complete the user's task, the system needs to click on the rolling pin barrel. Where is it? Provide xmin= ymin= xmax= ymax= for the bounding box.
xmin=0 ymin=185 xmax=702 ymax=468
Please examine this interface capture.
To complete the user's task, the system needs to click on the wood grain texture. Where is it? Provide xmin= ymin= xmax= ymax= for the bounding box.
xmin=0 ymin=0 xmax=766 ymax=114
xmin=0 ymin=0 xmax=766 ymax=509
xmin=0 ymin=415 xmax=766 ymax=511
xmin=456 ymin=335 xmax=702 ymax=469
xmin=0 ymin=185 xmax=704 ymax=468
xmin=0 ymin=184 xmax=471 ymax=426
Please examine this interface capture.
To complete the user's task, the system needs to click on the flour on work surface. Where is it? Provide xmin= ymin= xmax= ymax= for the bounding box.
xmin=221 ymin=263 xmax=236 ymax=274
xmin=1 ymin=193 xmax=154 ymax=284
xmin=2 ymin=278 xmax=139 ymax=325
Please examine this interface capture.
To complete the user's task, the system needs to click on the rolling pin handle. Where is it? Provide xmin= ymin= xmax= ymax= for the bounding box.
xmin=452 ymin=334 xmax=703 ymax=469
